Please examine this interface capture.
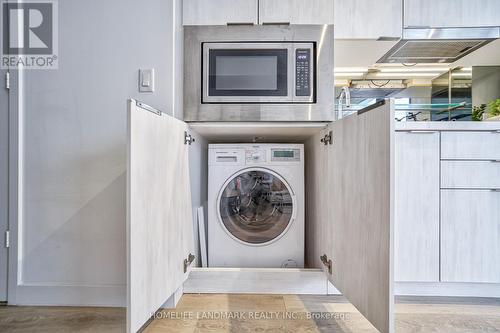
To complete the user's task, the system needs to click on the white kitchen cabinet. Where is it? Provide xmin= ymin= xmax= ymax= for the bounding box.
xmin=395 ymin=131 xmax=440 ymax=282
xmin=404 ymin=0 xmax=500 ymax=28
xmin=334 ymin=0 xmax=402 ymax=39
xmin=441 ymin=190 xmax=500 ymax=283
xmin=183 ymin=0 xmax=258 ymax=25
xmin=441 ymin=131 xmax=500 ymax=160
xmin=441 ymin=160 xmax=500 ymax=189
xmin=259 ymin=0 xmax=334 ymax=25
xmin=183 ymin=0 xmax=333 ymax=26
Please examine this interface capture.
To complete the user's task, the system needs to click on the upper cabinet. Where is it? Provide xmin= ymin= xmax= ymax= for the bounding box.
xmin=334 ymin=0 xmax=402 ymax=39
xmin=404 ymin=0 xmax=500 ymax=28
xmin=259 ymin=0 xmax=334 ymax=25
xmin=183 ymin=0 xmax=332 ymax=26
xmin=183 ymin=0 xmax=258 ymax=26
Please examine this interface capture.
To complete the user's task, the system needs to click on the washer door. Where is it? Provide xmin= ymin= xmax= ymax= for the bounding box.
xmin=218 ymin=168 xmax=295 ymax=245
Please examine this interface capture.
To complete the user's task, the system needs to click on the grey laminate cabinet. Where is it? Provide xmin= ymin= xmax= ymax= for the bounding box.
xmin=441 ymin=190 xmax=500 ymax=283
xmin=183 ymin=0 xmax=258 ymax=25
xmin=404 ymin=0 xmax=500 ymax=28
xmin=259 ymin=0 xmax=334 ymax=25
xmin=127 ymin=100 xmax=195 ymax=332
xmin=334 ymin=0 xmax=402 ymax=39
xmin=394 ymin=131 xmax=440 ymax=282
xmin=441 ymin=131 xmax=500 ymax=160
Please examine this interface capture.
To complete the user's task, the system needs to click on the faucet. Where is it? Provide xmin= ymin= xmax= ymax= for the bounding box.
xmin=337 ymin=86 xmax=351 ymax=119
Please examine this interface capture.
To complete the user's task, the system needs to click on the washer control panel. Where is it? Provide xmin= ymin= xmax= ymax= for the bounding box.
xmin=245 ymin=148 xmax=266 ymax=164
xmin=271 ymin=148 xmax=301 ymax=162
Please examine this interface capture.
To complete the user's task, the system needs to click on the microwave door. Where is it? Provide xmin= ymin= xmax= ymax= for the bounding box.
xmin=202 ymin=43 xmax=293 ymax=104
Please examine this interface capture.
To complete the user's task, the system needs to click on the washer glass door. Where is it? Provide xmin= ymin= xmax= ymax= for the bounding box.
xmin=219 ymin=169 xmax=294 ymax=245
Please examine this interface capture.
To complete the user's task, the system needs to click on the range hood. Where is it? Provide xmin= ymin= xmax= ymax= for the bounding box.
xmin=377 ymin=27 xmax=500 ymax=63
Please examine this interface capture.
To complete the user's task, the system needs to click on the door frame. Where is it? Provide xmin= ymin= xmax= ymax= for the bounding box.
xmin=6 ymin=69 xmax=21 ymax=305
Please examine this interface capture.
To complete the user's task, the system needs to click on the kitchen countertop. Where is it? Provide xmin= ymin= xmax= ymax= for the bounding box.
xmin=395 ymin=121 xmax=500 ymax=131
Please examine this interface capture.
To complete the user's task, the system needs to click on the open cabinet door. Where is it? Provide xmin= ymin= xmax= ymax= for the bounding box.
xmin=127 ymin=99 xmax=195 ymax=333
xmin=323 ymin=100 xmax=394 ymax=333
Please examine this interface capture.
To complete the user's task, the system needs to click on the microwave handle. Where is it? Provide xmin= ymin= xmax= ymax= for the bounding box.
xmin=226 ymin=22 xmax=255 ymax=26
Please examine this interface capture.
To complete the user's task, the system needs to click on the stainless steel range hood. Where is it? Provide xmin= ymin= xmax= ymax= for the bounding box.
xmin=377 ymin=27 xmax=500 ymax=63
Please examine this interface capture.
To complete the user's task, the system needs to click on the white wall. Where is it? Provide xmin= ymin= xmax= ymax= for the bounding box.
xmin=12 ymin=0 xmax=182 ymax=306
xmin=472 ymin=66 xmax=500 ymax=107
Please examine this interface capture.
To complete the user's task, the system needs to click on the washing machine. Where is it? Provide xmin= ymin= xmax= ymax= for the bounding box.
xmin=208 ymin=143 xmax=304 ymax=268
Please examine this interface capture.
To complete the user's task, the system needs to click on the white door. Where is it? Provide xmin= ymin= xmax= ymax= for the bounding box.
xmin=323 ymin=101 xmax=395 ymax=333
xmin=127 ymin=100 xmax=195 ymax=333
xmin=0 ymin=69 xmax=8 ymax=302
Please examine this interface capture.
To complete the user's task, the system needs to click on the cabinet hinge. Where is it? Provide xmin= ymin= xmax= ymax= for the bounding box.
xmin=320 ymin=131 xmax=333 ymax=145
xmin=5 ymin=72 xmax=10 ymax=90
xmin=183 ymin=253 xmax=195 ymax=273
xmin=184 ymin=131 xmax=195 ymax=145
xmin=5 ymin=230 xmax=9 ymax=248
xmin=320 ymin=254 xmax=332 ymax=274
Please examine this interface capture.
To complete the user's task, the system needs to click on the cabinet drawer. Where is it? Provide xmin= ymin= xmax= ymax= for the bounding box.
xmin=441 ymin=160 xmax=500 ymax=189
xmin=441 ymin=131 xmax=500 ymax=160
xmin=441 ymin=190 xmax=500 ymax=283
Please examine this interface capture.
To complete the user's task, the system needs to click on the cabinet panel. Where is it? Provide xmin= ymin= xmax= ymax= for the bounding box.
xmin=127 ymin=100 xmax=195 ymax=332
xmin=441 ymin=131 xmax=500 ymax=160
xmin=326 ymin=101 xmax=394 ymax=333
xmin=395 ymin=131 xmax=440 ymax=282
xmin=441 ymin=160 xmax=500 ymax=189
xmin=404 ymin=0 xmax=500 ymax=28
xmin=183 ymin=0 xmax=258 ymax=25
xmin=441 ymin=190 xmax=500 ymax=283
xmin=305 ymin=129 xmax=330 ymax=269
xmin=334 ymin=0 xmax=402 ymax=38
xmin=259 ymin=0 xmax=334 ymax=25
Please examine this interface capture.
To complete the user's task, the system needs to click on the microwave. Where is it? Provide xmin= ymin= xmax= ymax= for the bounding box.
xmin=202 ymin=42 xmax=315 ymax=104
xmin=184 ymin=25 xmax=334 ymax=122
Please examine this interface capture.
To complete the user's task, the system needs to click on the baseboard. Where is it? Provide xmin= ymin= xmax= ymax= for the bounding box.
xmin=183 ymin=268 xmax=330 ymax=295
xmin=10 ymin=283 xmax=126 ymax=307
xmin=395 ymin=282 xmax=500 ymax=298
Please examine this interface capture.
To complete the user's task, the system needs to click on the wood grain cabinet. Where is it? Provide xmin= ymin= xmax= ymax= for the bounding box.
xmin=183 ymin=0 xmax=332 ymax=26
xmin=394 ymin=131 xmax=440 ymax=282
xmin=183 ymin=0 xmax=258 ymax=25
xmin=441 ymin=190 xmax=500 ymax=283
xmin=404 ymin=0 xmax=500 ymax=28
xmin=259 ymin=0 xmax=334 ymax=25
xmin=334 ymin=0 xmax=402 ymax=39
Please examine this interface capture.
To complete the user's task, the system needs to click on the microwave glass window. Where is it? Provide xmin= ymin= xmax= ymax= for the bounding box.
xmin=209 ymin=49 xmax=288 ymax=96
xmin=216 ymin=56 xmax=278 ymax=90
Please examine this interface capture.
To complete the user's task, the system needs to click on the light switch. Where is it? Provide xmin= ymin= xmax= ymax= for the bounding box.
xmin=139 ymin=69 xmax=154 ymax=92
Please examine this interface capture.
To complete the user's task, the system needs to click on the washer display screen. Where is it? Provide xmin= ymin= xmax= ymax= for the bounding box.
xmin=219 ymin=170 xmax=293 ymax=244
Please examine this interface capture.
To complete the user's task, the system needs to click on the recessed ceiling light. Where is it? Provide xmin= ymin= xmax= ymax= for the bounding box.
xmin=451 ymin=72 xmax=472 ymax=77
xmin=379 ymin=67 xmax=449 ymax=72
xmin=334 ymin=67 xmax=368 ymax=73
xmin=334 ymin=72 xmax=365 ymax=77
xmin=373 ymin=72 xmax=442 ymax=77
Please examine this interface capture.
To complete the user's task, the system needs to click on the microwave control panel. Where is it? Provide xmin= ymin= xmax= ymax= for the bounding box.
xmin=295 ymin=49 xmax=311 ymax=97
